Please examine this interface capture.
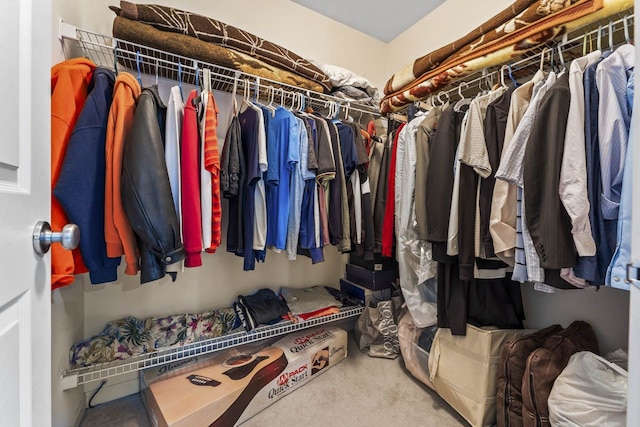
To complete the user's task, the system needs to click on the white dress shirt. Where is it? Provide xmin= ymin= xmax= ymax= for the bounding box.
xmin=560 ymin=51 xmax=601 ymax=257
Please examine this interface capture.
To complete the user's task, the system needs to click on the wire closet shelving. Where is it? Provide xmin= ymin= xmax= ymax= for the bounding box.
xmin=390 ymin=8 xmax=634 ymax=121
xmin=61 ymin=306 xmax=363 ymax=390
xmin=58 ymin=22 xmax=370 ymax=389
xmin=59 ymin=21 xmax=381 ymax=120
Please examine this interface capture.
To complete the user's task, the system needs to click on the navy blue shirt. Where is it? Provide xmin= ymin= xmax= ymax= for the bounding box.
xmin=239 ymin=106 xmax=262 ymax=270
xmin=574 ymin=51 xmax=613 ymax=284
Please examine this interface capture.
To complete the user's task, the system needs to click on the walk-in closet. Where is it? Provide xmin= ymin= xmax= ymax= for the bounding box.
xmin=0 ymin=0 xmax=638 ymax=426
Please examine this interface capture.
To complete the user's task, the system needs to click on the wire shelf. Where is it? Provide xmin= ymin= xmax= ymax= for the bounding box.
xmin=61 ymin=305 xmax=363 ymax=389
xmin=60 ymin=23 xmax=380 ymax=119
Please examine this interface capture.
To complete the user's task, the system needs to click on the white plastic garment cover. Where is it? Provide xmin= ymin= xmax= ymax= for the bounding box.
xmin=395 ymin=118 xmax=437 ymax=328
xmin=548 ymin=351 xmax=628 ymax=427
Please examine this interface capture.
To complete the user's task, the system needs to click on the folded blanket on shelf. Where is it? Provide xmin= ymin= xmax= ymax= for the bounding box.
xmin=381 ymin=0 xmax=631 ymax=114
xmin=111 ymin=1 xmax=332 ymax=92
xmin=111 ymin=16 xmax=326 ymax=93
xmin=312 ymin=61 xmax=381 ymax=102
xmin=69 ymin=308 xmax=239 ymax=367
xmin=280 ymin=286 xmax=343 ymax=316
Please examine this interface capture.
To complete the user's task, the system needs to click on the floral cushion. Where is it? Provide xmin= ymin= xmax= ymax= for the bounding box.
xmin=70 ymin=308 xmax=239 ymax=367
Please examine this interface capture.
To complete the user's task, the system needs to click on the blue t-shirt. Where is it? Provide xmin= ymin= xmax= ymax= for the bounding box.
xmin=336 ymin=122 xmax=358 ymax=180
xmin=265 ymin=107 xmax=300 ymax=250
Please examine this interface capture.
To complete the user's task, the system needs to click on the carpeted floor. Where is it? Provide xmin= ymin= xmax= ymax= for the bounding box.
xmin=80 ymin=331 xmax=468 ymax=427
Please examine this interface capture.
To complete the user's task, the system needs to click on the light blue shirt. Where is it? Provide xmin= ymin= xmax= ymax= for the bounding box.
xmin=606 ymin=70 xmax=635 ymax=290
xmin=596 ymin=44 xmax=634 ymax=223
xmin=286 ymin=117 xmax=309 ymax=260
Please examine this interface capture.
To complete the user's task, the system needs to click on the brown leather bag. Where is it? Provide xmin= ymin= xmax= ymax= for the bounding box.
xmin=496 ymin=325 xmax=563 ymax=427
xmin=521 ymin=321 xmax=599 ymax=427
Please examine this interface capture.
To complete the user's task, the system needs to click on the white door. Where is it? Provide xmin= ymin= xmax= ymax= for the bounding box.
xmin=0 ymin=0 xmax=52 ymax=425
xmin=629 ymin=8 xmax=640 ymax=424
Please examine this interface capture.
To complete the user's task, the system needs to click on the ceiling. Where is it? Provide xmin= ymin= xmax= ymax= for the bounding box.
xmin=291 ymin=0 xmax=447 ymax=43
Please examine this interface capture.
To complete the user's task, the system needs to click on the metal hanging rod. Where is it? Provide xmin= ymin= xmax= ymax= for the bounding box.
xmin=59 ymin=23 xmax=380 ymax=118
xmin=406 ymin=10 xmax=634 ymax=109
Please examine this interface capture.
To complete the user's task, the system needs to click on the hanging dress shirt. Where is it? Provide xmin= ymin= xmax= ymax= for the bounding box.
xmin=574 ymin=51 xmax=613 ymax=284
xmin=607 ymin=70 xmax=635 ymax=290
xmin=596 ymin=44 xmax=635 ymax=254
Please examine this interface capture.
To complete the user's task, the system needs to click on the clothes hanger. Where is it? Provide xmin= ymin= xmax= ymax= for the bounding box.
xmin=343 ymin=102 xmax=351 ymax=121
xmin=500 ymin=65 xmax=508 ymax=88
xmin=624 ymin=15 xmax=631 ymax=44
xmin=539 ymin=47 xmax=549 ymax=72
xmin=597 ymin=25 xmax=603 ymax=52
xmin=203 ymin=68 xmax=211 ymax=93
xmin=135 ymin=51 xmax=143 ymax=87
xmin=507 ymin=64 xmax=518 ymax=87
xmin=194 ymin=63 xmax=200 ymax=96
xmin=231 ymin=73 xmax=239 ymax=117
xmin=113 ymin=46 xmax=119 ymax=76
xmin=608 ymin=21 xmax=615 ymax=51
xmin=267 ymin=86 xmax=277 ymax=116
xmin=557 ymin=44 xmax=566 ymax=71
xmin=437 ymin=90 xmax=449 ymax=106
xmin=454 ymin=81 xmax=471 ymax=112
xmin=178 ymin=62 xmax=184 ymax=101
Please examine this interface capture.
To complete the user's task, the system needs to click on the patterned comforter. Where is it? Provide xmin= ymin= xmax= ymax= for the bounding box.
xmin=112 ymin=1 xmax=332 ymax=93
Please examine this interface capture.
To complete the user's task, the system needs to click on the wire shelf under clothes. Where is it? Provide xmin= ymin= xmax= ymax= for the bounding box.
xmin=61 ymin=305 xmax=364 ymax=390
xmin=59 ymin=22 xmax=380 ymax=120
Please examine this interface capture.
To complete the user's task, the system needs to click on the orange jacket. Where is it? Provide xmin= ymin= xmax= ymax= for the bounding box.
xmin=51 ymin=58 xmax=95 ymax=289
xmin=104 ymin=72 xmax=141 ymax=275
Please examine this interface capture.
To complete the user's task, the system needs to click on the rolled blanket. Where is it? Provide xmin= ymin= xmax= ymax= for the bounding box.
xmin=381 ymin=0 xmax=631 ymax=114
xmin=112 ymin=16 xmax=326 ymax=93
xmin=112 ymin=1 xmax=332 ymax=92
xmin=384 ymin=0 xmax=541 ymax=95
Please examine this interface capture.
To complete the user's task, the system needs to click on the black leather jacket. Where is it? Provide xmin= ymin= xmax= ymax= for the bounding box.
xmin=121 ymin=85 xmax=185 ymax=283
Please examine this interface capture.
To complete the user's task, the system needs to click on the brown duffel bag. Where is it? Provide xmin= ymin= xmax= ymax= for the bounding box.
xmin=495 ymin=325 xmax=563 ymax=427
xmin=521 ymin=321 xmax=599 ymax=427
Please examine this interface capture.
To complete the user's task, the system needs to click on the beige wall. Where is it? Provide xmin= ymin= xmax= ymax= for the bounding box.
xmin=73 ymin=0 xmax=388 ymax=89
xmin=51 ymin=1 xmax=87 ymax=425
xmin=384 ymin=0 xmax=514 ymax=80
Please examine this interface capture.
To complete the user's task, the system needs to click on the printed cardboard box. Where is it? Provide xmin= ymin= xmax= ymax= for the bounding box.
xmin=141 ymin=326 xmax=348 ymax=427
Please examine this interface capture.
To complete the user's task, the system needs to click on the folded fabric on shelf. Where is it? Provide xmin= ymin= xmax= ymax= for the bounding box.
xmin=380 ymin=0 xmax=632 ymax=114
xmin=111 ymin=1 xmax=332 ymax=92
xmin=280 ymin=286 xmax=342 ymax=320
xmin=69 ymin=308 xmax=239 ymax=367
xmin=311 ymin=61 xmax=381 ymax=103
xmin=111 ymin=16 xmax=326 ymax=93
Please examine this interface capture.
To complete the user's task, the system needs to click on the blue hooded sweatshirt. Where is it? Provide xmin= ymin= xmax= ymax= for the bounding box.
xmin=54 ymin=68 xmax=121 ymax=284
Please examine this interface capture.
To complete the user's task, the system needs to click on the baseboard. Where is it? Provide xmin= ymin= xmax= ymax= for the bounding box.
xmin=84 ymin=372 xmax=139 ymax=406
xmin=72 ymin=396 xmax=85 ymax=427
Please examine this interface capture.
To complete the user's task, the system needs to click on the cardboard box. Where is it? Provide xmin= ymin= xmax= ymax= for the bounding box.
xmin=141 ymin=326 xmax=348 ymax=427
xmin=345 ymin=263 xmax=396 ymax=290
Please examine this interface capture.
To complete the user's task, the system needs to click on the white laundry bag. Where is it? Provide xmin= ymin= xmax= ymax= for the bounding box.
xmin=548 ymin=351 xmax=627 ymax=427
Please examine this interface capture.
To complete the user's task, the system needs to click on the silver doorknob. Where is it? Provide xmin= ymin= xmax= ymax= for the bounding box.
xmin=32 ymin=221 xmax=80 ymax=256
